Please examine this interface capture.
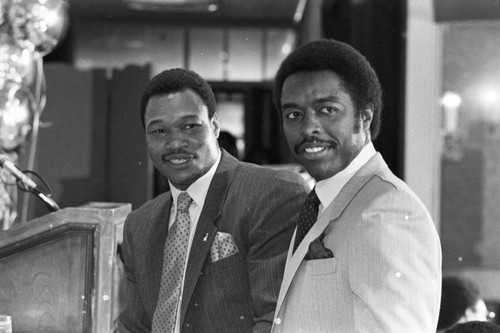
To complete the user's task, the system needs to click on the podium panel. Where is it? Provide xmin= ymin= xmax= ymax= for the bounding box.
xmin=0 ymin=202 xmax=131 ymax=333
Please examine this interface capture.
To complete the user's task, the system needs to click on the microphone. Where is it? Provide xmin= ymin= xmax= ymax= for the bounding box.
xmin=0 ymin=154 xmax=38 ymax=190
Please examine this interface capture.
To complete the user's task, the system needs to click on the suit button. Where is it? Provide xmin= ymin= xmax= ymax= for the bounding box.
xmin=275 ymin=318 xmax=282 ymax=325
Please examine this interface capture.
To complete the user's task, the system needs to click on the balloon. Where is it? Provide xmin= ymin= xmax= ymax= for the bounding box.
xmin=8 ymin=0 xmax=69 ymax=56
xmin=0 ymin=80 xmax=34 ymax=151
xmin=0 ymin=34 xmax=37 ymax=85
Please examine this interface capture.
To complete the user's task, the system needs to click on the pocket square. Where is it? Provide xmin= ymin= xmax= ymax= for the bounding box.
xmin=305 ymin=232 xmax=334 ymax=261
xmin=210 ymin=232 xmax=239 ymax=262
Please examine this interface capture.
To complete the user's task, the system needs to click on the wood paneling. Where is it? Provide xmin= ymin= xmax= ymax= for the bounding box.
xmin=0 ymin=202 xmax=131 ymax=333
xmin=1 ymin=227 xmax=93 ymax=332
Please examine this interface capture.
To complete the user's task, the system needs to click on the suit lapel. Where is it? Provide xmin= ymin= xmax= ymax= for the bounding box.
xmin=146 ymin=192 xmax=174 ymax=315
xmin=180 ymin=151 xmax=239 ymax=324
xmin=275 ymin=153 xmax=388 ymax=315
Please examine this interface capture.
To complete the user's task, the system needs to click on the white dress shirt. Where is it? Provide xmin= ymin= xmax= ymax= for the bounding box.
xmin=168 ymin=149 xmax=221 ymax=333
xmin=315 ymin=142 xmax=376 ymax=216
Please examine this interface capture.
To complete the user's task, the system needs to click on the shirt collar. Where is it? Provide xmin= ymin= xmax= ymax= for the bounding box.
xmin=169 ymin=149 xmax=222 ymax=208
xmin=315 ymin=142 xmax=376 ymax=212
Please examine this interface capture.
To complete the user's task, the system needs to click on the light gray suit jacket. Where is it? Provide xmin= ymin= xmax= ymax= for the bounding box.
xmin=272 ymin=153 xmax=442 ymax=333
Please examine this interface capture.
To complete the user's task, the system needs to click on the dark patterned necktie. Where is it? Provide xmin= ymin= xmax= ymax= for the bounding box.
xmin=152 ymin=192 xmax=193 ymax=333
xmin=293 ymin=188 xmax=320 ymax=252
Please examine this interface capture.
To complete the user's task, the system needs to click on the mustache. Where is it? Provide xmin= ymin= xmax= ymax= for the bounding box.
xmin=294 ymin=136 xmax=335 ymax=154
xmin=162 ymin=148 xmax=193 ymax=159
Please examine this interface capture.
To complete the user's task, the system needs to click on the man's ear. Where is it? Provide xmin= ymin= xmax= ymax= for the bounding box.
xmin=212 ymin=112 xmax=220 ymax=138
xmin=360 ymin=107 xmax=374 ymax=132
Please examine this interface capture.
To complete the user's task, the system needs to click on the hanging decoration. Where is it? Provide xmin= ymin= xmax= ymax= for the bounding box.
xmin=0 ymin=0 xmax=68 ymax=230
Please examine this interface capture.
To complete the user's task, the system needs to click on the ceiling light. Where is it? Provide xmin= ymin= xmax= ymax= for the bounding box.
xmin=123 ymin=0 xmax=220 ymax=12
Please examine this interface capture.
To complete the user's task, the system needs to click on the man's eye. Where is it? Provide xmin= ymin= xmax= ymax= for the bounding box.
xmin=285 ymin=111 xmax=300 ymax=119
xmin=150 ymin=128 xmax=165 ymax=134
xmin=185 ymin=124 xmax=200 ymax=130
xmin=320 ymin=106 xmax=338 ymax=114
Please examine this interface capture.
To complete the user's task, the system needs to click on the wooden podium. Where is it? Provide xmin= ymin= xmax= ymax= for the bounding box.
xmin=0 ymin=202 xmax=131 ymax=333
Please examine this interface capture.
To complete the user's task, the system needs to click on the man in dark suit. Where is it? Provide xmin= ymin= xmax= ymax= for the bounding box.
xmin=116 ymin=68 xmax=309 ymax=333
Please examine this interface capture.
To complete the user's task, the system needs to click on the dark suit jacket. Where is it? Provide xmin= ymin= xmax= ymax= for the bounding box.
xmin=117 ymin=150 xmax=309 ymax=332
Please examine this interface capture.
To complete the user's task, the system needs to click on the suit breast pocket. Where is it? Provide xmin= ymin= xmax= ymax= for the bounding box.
xmin=305 ymin=257 xmax=338 ymax=276
xmin=208 ymin=250 xmax=244 ymax=271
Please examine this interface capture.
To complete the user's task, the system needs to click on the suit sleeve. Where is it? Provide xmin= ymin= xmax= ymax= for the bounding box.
xmin=245 ymin=170 xmax=309 ymax=333
xmin=347 ymin=183 xmax=442 ymax=333
xmin=115 ymin=214 xmax=152 ymax=333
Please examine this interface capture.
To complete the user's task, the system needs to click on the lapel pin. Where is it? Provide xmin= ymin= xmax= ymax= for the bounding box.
xmin=203 ymin=233 xmax=208 ymax=242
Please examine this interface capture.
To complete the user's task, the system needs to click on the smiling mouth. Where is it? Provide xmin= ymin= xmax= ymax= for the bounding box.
xmin=169 ymin=158 xmax=191 ymax=165
xmin=302 ymin=146 xmax=330 ymax=159
xmin=304 ymin=147 xmax=326 ymax=154
xmin=297 ymin=140 xmax=338 ymax=159
xmin=163 ymin=153 xmax=194 ymax=166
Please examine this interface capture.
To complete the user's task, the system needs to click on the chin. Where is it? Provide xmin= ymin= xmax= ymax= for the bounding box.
xmin=306 ymin=166 xmax=338 ymax=181
xmin=300 ymin=160 xmax=322 ymax=177
xmin=305 ymin=169 xmax=327 ymax=181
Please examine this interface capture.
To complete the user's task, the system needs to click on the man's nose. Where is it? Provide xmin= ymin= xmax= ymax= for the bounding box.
xmin=301 ymin=111 xmax=322 ymax=136
xmin=165 ymin=130 xmax=187 ymax=149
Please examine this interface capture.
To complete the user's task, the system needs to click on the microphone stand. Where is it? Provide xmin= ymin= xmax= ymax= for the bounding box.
xmin=16 ymin=174 xmax=61 ymax=213
xmin=0 ymin=153 xmax=60 ymax=214
xmin=30 ymin=187 xmax=60 ymax=212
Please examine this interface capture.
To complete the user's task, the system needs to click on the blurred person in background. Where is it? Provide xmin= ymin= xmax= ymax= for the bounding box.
xmin=438 ymin=275 xmax=492 ymax=332
xmin=217 ymin=130 xmax=239 ymax=159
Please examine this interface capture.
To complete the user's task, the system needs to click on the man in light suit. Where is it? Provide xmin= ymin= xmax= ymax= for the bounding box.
xmin=116 ymin=68 xmax=309 ymax=332
xmin=271 ymin=39 xmax=442 ymax=332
